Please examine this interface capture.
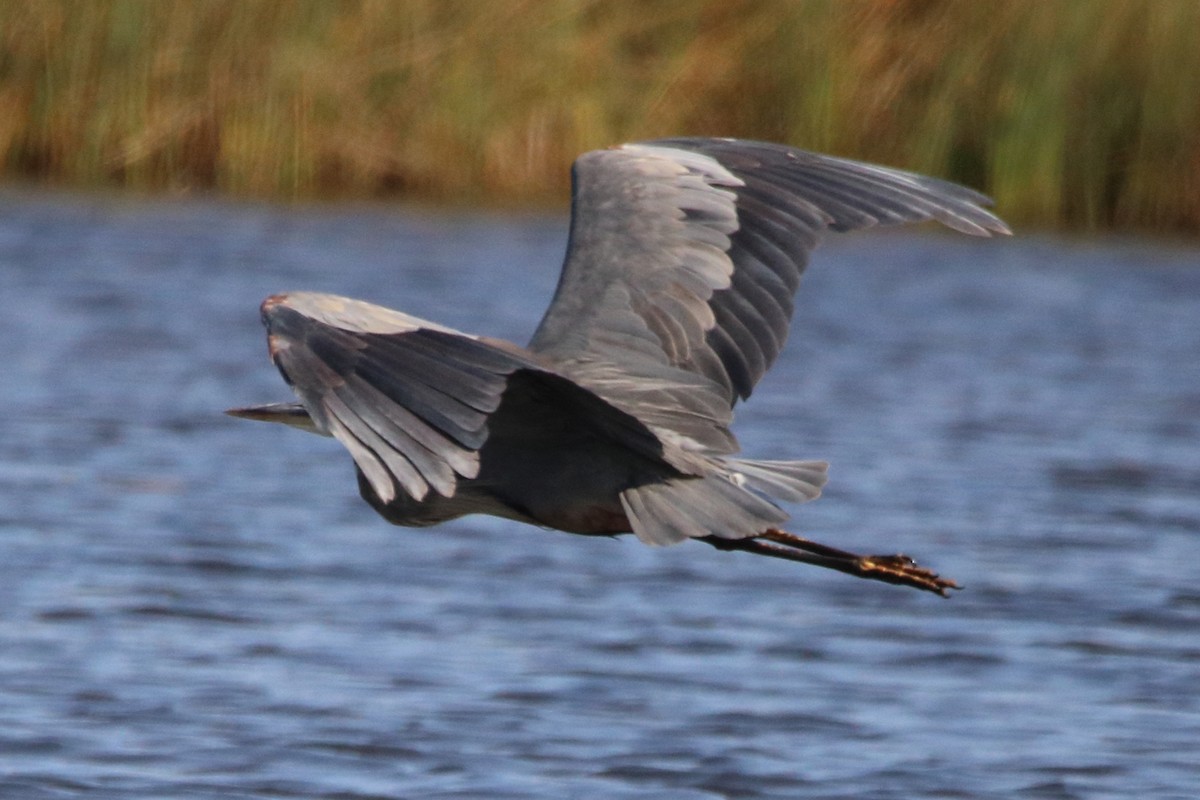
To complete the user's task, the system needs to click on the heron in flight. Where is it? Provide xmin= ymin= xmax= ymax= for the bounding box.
xmin=229 ymin=138 xmax=1009 ymax=595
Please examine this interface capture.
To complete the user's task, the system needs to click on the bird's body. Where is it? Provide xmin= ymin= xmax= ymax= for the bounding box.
xmin=230 ymin=138 xmax=1009 ymax=595
xmin=359 ymin=367 xmax=648 ymax=534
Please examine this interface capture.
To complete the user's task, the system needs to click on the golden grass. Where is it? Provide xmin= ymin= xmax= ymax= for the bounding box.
xmin=1 ymin=0 xmax=1197 ymax=231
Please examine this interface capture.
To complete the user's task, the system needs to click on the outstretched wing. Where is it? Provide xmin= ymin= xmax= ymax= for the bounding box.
xmin=529 ymin=137 xmax=1010 ymax=453
xmin=261 ymin=291 xmax=543 ymax=504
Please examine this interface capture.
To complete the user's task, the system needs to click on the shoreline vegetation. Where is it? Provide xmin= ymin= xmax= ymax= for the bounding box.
xmin=1 ymin=1 xmax=1197 ymax=232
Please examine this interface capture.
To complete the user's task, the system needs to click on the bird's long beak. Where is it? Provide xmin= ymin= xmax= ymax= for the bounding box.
xmin=225 ymin=402 xmax=321 ymax=433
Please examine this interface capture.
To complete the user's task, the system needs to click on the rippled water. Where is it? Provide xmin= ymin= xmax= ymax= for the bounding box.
xmin=2 ymin=188 xmax=1198 ymax=799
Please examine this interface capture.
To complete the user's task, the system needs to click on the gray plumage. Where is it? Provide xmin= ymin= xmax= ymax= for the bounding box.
xmin=230 ymin=138 xmax=1010 ymax=595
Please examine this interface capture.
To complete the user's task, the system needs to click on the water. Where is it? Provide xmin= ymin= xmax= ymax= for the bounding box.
xmin=1 ymin=188 xmax=1198 ymax=799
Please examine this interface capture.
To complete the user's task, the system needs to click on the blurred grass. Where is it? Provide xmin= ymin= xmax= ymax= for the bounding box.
xmin=1 ymin=0 xmax=1197 ymax=231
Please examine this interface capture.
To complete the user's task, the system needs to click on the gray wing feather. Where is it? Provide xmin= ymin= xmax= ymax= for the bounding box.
xmin=530 ymin=138 xmax=1010 ymax=453
xmin=263 ymin=292 xmax=538 ymax=504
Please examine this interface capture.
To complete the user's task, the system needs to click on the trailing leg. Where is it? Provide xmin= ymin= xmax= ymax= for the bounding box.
xmin=703 ymin=528 xmax=960 ymax=597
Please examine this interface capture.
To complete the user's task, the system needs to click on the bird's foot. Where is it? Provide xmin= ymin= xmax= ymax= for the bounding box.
xmin=855 ymin=553 xmax=960 ymax=597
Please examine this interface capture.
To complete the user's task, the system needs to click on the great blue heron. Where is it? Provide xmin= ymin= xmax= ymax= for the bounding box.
xmin=228 ymin=138 xmax=1009 ymax=596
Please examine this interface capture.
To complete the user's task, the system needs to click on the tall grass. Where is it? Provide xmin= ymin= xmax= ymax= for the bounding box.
xmin=1 ymin=0 xmax=1197 ymax=231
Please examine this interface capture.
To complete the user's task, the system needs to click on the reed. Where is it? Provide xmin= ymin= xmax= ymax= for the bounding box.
xmin=1 ymin=0 xmax=1197 ymax=231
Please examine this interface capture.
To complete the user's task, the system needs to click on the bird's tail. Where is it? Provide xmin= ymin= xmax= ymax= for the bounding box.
xmin=620 ymin=471 xmax=788 ymax=546
xmin=617 ymin=458 xmax=827 ymax=547
xmin=724 ymin=458 xmax=828 ymax=503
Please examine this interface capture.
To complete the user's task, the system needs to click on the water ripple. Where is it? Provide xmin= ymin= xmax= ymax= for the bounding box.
xmin=1 ymin=192 xmax=1198 ymax=798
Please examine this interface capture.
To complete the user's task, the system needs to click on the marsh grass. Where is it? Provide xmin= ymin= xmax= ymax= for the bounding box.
xmin=1 ymin=0 xmax=1197 ymax=231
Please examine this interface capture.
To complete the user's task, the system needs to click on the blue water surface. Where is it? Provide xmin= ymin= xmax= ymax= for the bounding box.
xmin=1 ymin=188 xmax=1198 ymax=799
